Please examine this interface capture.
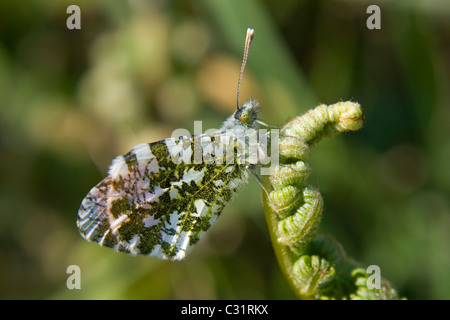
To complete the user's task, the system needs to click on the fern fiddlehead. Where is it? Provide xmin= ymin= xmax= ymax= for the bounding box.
xmin=263 ymin=101 xmax=402 ymax=300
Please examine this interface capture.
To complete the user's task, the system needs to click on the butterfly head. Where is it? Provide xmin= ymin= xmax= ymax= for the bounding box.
xmin=234 ymin=98 xmax=259 ymax=127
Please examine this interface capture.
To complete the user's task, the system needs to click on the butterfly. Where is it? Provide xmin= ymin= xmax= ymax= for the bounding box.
xmin=76 ymin=28 xmax=273 ymax=260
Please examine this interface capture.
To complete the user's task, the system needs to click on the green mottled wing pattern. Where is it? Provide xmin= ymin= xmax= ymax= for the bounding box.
xmin=77 ymin=139 xmax=248 ymax=260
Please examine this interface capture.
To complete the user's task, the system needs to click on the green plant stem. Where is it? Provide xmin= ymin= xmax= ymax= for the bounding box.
xmin=263 ymin=101 xmax=402 ymax=299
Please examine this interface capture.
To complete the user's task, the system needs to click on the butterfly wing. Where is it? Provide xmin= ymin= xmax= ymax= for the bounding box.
xmin=77 ymin=139 xmax=247 ymax=260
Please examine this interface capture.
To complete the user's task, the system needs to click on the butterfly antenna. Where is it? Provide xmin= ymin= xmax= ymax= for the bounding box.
xmin=237 ymin=28 xmax=255 ymax=110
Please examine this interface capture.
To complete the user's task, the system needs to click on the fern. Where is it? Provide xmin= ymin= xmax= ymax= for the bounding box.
xmin=263 ymin=101 xmax=403 ymax=300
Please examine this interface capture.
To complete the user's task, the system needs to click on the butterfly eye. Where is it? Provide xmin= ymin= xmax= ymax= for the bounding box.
xmin=239 ymin=109 xmax=253 ymax=126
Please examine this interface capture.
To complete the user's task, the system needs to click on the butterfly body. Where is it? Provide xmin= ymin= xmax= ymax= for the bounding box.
xmin=77 ymin=100 xmax=261 ymax=260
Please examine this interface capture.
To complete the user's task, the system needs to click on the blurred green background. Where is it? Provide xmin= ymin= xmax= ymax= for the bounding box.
xmin=1 ymin=0 xmax=449 ymax=299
